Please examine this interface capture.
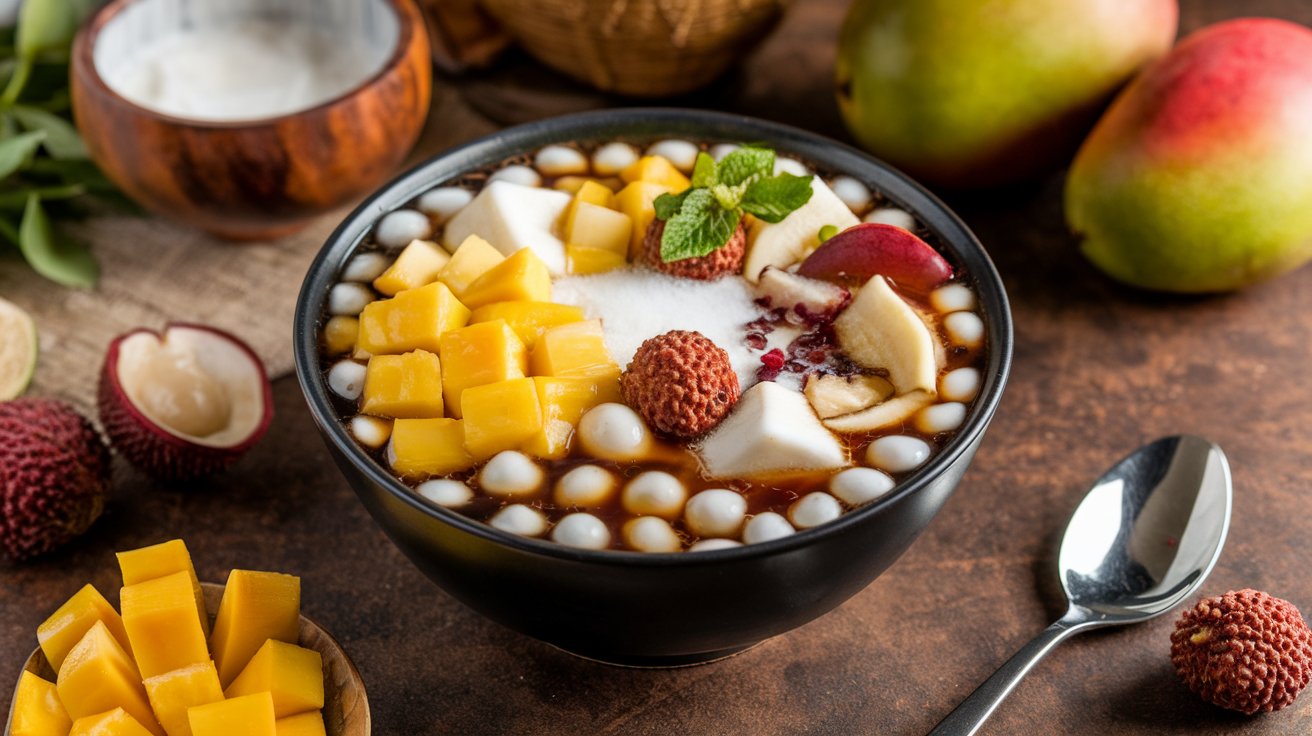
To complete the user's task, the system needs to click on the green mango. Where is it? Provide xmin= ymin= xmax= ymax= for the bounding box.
xmin=1066 ymin=19 xmax=1312 ymax=293
xmin=836 ymin=0 xmax=1177 ymax=188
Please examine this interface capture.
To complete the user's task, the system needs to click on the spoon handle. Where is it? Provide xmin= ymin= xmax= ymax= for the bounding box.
xmin=927 ymin=614 xmax=1087 ymax=736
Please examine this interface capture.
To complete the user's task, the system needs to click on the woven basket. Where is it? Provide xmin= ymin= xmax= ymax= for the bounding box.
xmin=477 ymin=0 xmax=790 ymax=97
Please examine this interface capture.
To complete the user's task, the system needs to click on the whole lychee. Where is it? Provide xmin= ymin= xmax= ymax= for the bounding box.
xmin=620 ymin=331 xmax=739 ymax=439
xmin=1171 ymin=589 xmax=1312 ymax=714
xmin=642 ymin=218 xmax=746 ymax=280
xmin=0 ymin=398 xmax=110 ymax=561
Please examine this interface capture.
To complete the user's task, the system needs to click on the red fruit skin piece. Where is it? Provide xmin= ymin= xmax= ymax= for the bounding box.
xmin=797 ymin=223 xmax=953 ymax=292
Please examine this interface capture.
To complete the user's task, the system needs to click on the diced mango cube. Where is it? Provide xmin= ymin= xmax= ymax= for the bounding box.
xmin=117 ymin=539 xmax=208 ymax=637
xmin=70 ymin=709 xmax=156 ymax=736
xmin=566 ymin=245 xmax=627 ymax=275
xmin=361 ymin=350 xmax=445 ymax=419
xmin=209 ymin=570 xmax=300 ymax=687
xmin=437 ymin=235 xmax=506 ymax=299
xmin=461 ymin=378 xmax=543 ymax=460
xmin=388 ymin=418 xmax=474 ymax=479
xmin=529 ymin=320 xmax=620 ymax=381
xmin=438 ymin=320 xmax=526 ymax=417
xmin=565 ymin=202 xmax=632 ymax=258
xmin=562 ymin=180 xmax=617 ymax=232
xmin=143 ymin=662 xmax=223 ymax=736
xmin=615 ymin=181 xmax=675 ymax=258
xmin=275 ymin=712 xmax=326 ymax=736
xmin=620 ymin=155 xmax=690 ymax=191
xmin=458 ymin=248 xmax=552 ymax=310
xmin=467 ymin=302 xmax=584 ymax=348
xmin=121 ymin=572 xmax=209 ymax=680
xmin=11 ymin=671 xmax=71 ymax=736
xmin=321 ymin=316 xmax=358 ymax=355
xmin=38 ymin=584 xmax=133 ymax=672
xmin=186 ymin=692 xmax=275 ymax=736
xmin=57 ymin=622 xmax=162 ymax=736
xmin=524 ymin=376 xmax=622 ymax=460
xmin=356 ymin=281 xmax=470 ymax=356
xmin=225 ymin=640 xmax=324 ymax=718
xmin=372 ymin=239 xmax=451 ymax=296
xmin=552 ymin=176 xmax=621 ymax=195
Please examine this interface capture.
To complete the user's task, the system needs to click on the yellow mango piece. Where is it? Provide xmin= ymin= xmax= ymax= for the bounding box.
xmin=225 ymin=640 xmax=323 ymax=718
xmin=117 ymin=539 xmax=208 ymax=637
xmin=143 ymin=662 xmax=223 ymax=736
xmin=438 ymin=320 xmax=526 ymax=418
xmin=458 ymin=248 xmax=552 ymax=310
xmin=186 ymin=692 xmax=275 ymax=736
xmin=274 ymin=712 xmax=326 ymax=736
xmin=121 ymin=572 xmax=209 ymax=680
xmin=209 ymin=570 xmax=300 ymax=688
xmin=70 ymin=709 xmax=156 ymax=736
xmin=320 ymin=316 xmax=358 ymax=356
xmin=566 ymin=245 xmax=627 ymax=275
xmin=529 ymin=320 xmax=620 ymax=381
xmin=388 ymin=418 xmax=474 ymax=479
xmin=468 ymin=301 xmax=584 ymax=348
xmin=619 ymin=155 xmax=690 ymax=191
xmin=360 ymin=350 xmax=445 ymax=419
xmin=562 ymin=180 xmax=617 ymax=232
xmin=615 ymin=181 xmax=675 ymax=258
xmin=356 ymin=281 xmax=471 ymax=356
xmin=437 ymin=235 xmax=506 ymax=299
xmin=566 ymin=201 xmax=632 ymax=257
xmin=524 ymin=376 xmax=622 ymax=459
xmin=552 ymin=176 xmax=622 ymax=195
xmin=11 ymin=671 xmax=71 ymax=736
xmin=38 ymin=584 xmax=133 ymax=672
xmin=372 ymin=239 xmax=451 ymax=296
xmin=460 ymin=378 xmax=543 ymax=460
xmin=57 ymin=622 xmax=163 ymax=736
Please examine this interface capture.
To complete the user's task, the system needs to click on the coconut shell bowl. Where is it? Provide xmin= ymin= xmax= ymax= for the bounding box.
xmin=70 ymin=0 xmax=432 ymax=241
xmin=5 ymin=583 xmax=369 ymax=736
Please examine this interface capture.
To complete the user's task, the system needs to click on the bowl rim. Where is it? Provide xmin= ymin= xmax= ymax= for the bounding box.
xmin=293 ymin=107 xmax=1014 ymax=567
xmin=72 ymin=0 xmax=419 ymax=129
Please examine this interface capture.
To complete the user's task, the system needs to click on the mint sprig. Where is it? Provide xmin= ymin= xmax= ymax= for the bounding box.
xmin=654 ymin=145 xmax=813 ymax=263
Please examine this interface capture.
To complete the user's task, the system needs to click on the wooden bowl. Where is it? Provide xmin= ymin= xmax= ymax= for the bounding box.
xmin=70 ymin=0 xmax=432 ymax=241
xmin=5 ymin=583 xmax=369 ymax=735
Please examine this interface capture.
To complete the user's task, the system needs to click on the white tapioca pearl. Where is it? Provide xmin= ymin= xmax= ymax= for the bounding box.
xmin=645 ymin=140 xmax=700 ymax=173
xmin=915 ymin=402 xmax=967 ymax=434
xmin=489 ymin=504 xmax=548 ymax=537
xmin=944 ymin=311 xmax=985 ymax=349
xmin=863 ymin=207 xmax=918 ymax=231
xmin=788 ymin=492 xmax=843 ymax=529
xmin=417 ymin=187 xmax=473 ymax=224
xmin=551 ymin=513 xmax=611 ymax=550
xmin=622 ymin=516 xmax=682 ymax=553
xmin=534 ymin=145 xmax=589 ymax=177
xmin=684 ymin=489 xmax=747 ymax=538
xmin=866 ymin=435 xmax=932 ymax=473
xmin=940 ymin=367 xmax=982 ymax=403
xmin=375 ymin=209 xmax=432 ymax=248
xmin=416 ymin=479 xmax=473 ymax=508
xmin=349 ymin=415 xmax=392 ymax=449
xmin=578 ymin=403 xmax=652 ymax=461
xmin=592 ymin=142 xmax=640 ymax=176
xmin=478 ymin=451 xmax=545 ymax=498
xmin=710 ymin=143 xmax=740 ymax=161
xmin=327 ymin=283 xmax=374 ymax=316
xmin=831 ymin=175 xmax=873 ymax=214
xmin=742 ymin=512 xmax=795 ymax=544
xmin=773 ymin=157 xmax=810 ymax=176
xmin=340 ymin=252 xmax=390 ymax=282
xmin=488 ymin=165 xmax=542 ymax=188
xmin=930 ymin=283 xmax=977 ymax=314
xmin=830 ymin=467 xmax=896 ymax=506
xmin=689 ymin=538 xmax=742 ymax=552
xmin=553 ymin=465 xmax=617 ymax=508
xmin=622 ymin=471 xmax=687 ymax=520
xmin=327 ymin=360 xmax=366 ymax=400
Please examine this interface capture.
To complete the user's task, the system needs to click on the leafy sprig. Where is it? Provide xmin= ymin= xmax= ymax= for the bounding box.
xmin=654 ymin=145 xmax=813 ymax=263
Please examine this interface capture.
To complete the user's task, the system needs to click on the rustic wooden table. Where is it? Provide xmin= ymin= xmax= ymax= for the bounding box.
xmin=5 ymin=1 xmax=1312 ymax=734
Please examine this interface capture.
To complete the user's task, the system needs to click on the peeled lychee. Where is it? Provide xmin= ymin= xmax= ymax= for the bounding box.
xmin=620 ymin=331 xmax=739 ymax=439
xmin=0 ymin=398 xmax=110 ymax=561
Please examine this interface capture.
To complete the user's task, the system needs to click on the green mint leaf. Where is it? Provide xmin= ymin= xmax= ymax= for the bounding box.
xmin=716 ymin=146 xmax=775 ymax=187
xmin=653 ymin=190 xmax=690 ymax=221
xmin=690 ymin=152 xmax=718 ymax=188
xmin=0 ymin=130 xmax=46 ymax=180
xmin=12 ymin=106 xmax=88 ymax=160
xmin=19 ymin=193 xmax=98 ymax=288
xmin=659 ymin=188 xmax=742 ymax=262
xmin=741 ymin=172 xmax=814 ymax=224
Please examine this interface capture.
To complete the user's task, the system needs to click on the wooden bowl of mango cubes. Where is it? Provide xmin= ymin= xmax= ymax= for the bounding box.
xmin=5 ymin=540 xmax=368 ymax=736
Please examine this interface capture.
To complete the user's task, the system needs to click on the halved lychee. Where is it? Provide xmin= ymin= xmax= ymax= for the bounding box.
xmin=98 ymin=323 xmax=273 ymax=481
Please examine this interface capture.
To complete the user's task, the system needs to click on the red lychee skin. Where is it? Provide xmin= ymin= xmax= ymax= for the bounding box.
xmin=0 ymin=398 xmax=109 ymax=561
xmin=620 ymin=330 xmax=739 ymax=440
xmin=1170 ymin=589 xmax=1312 ymax=715
xmin=642 ymin=218 xmax=745 ymax=281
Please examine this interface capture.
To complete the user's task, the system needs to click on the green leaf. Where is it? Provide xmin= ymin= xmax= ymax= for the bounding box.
xmin=653 ymin=190 xmax=690 ymax=221
xmin=659 ymin=188 xmax=742 ymax=262
xmin=0 ymin=130 xmax=46 ymax=179
xmin=18 ymin=194 xmax=98 ymax=288
xmin=0 ymin=183 xmax=84 ymax=210
xmin=690 ymin=152 xmax=718 ymax=188
xmin=11 ymin=106 xmax=87 ymax=159
xmin=741 ymin=173 xmax=814 ymax=224
xmin=716 ymin=146 xmax=775 ymax=187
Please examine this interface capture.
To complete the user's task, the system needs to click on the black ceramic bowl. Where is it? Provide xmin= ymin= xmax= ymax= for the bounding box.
xmin=294 ymin=109 xmax=1013 ymax=667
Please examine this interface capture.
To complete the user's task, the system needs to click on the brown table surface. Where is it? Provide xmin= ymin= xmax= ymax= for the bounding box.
xmin=6 ymin=1 xmax=1312 ymax=734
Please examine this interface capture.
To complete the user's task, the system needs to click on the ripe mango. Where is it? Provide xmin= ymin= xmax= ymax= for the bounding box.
xmin=620 ymin=156 xmax=690 ymax=191
xmin=186 ymin=692 xmax=275 ymax=736
xmin=524 ymin=376 xmax=622 ymax=459
xmin=70 ymin=709 xmax=156 ymax=736
xmin=438 ymin=320 xmax=526 ymax=418
xmin=143 ymin=662 xmax=224 ymax=736
xmin=120 ymin=572 xmax=210 ymax=680
xmin=57 ymin=621 xmax=163 ymax=736
xmin=373 ymin=240 xmax=451 ymax=296
xmin=209 ymin=570 xmax=300 ymax=687
xmin=614 ymin=181 xmax=673 ymax=258
xmin=467 ymin=301 xmax=584 ymax=348
xmin=529 ymin=320 xmax=620 ymax=382
xmin=38 ymin=584 xmax=133 ymax=672
xmin=361 ymin=350 xmax=445 ymax=419
xmin=225 ymin=640 xmax=323 ymax=718
xmin=356 ymin=281 xmax=470 ymax=355
xmin=460 ymin=378 xmax=543 ymax=460
xmin=388 ymin=418 xmax=474 ymax=478
xmin=11 ymin=671 xmax=71 ymax=736
xmin=458 ymin=248 xmax=552 ymax=309
xmin=438 ymin=235 xmax=506 ymax=300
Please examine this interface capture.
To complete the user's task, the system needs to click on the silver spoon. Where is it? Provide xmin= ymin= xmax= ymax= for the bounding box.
xmin=929 ymin=435 xmax=1232 ymax=736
